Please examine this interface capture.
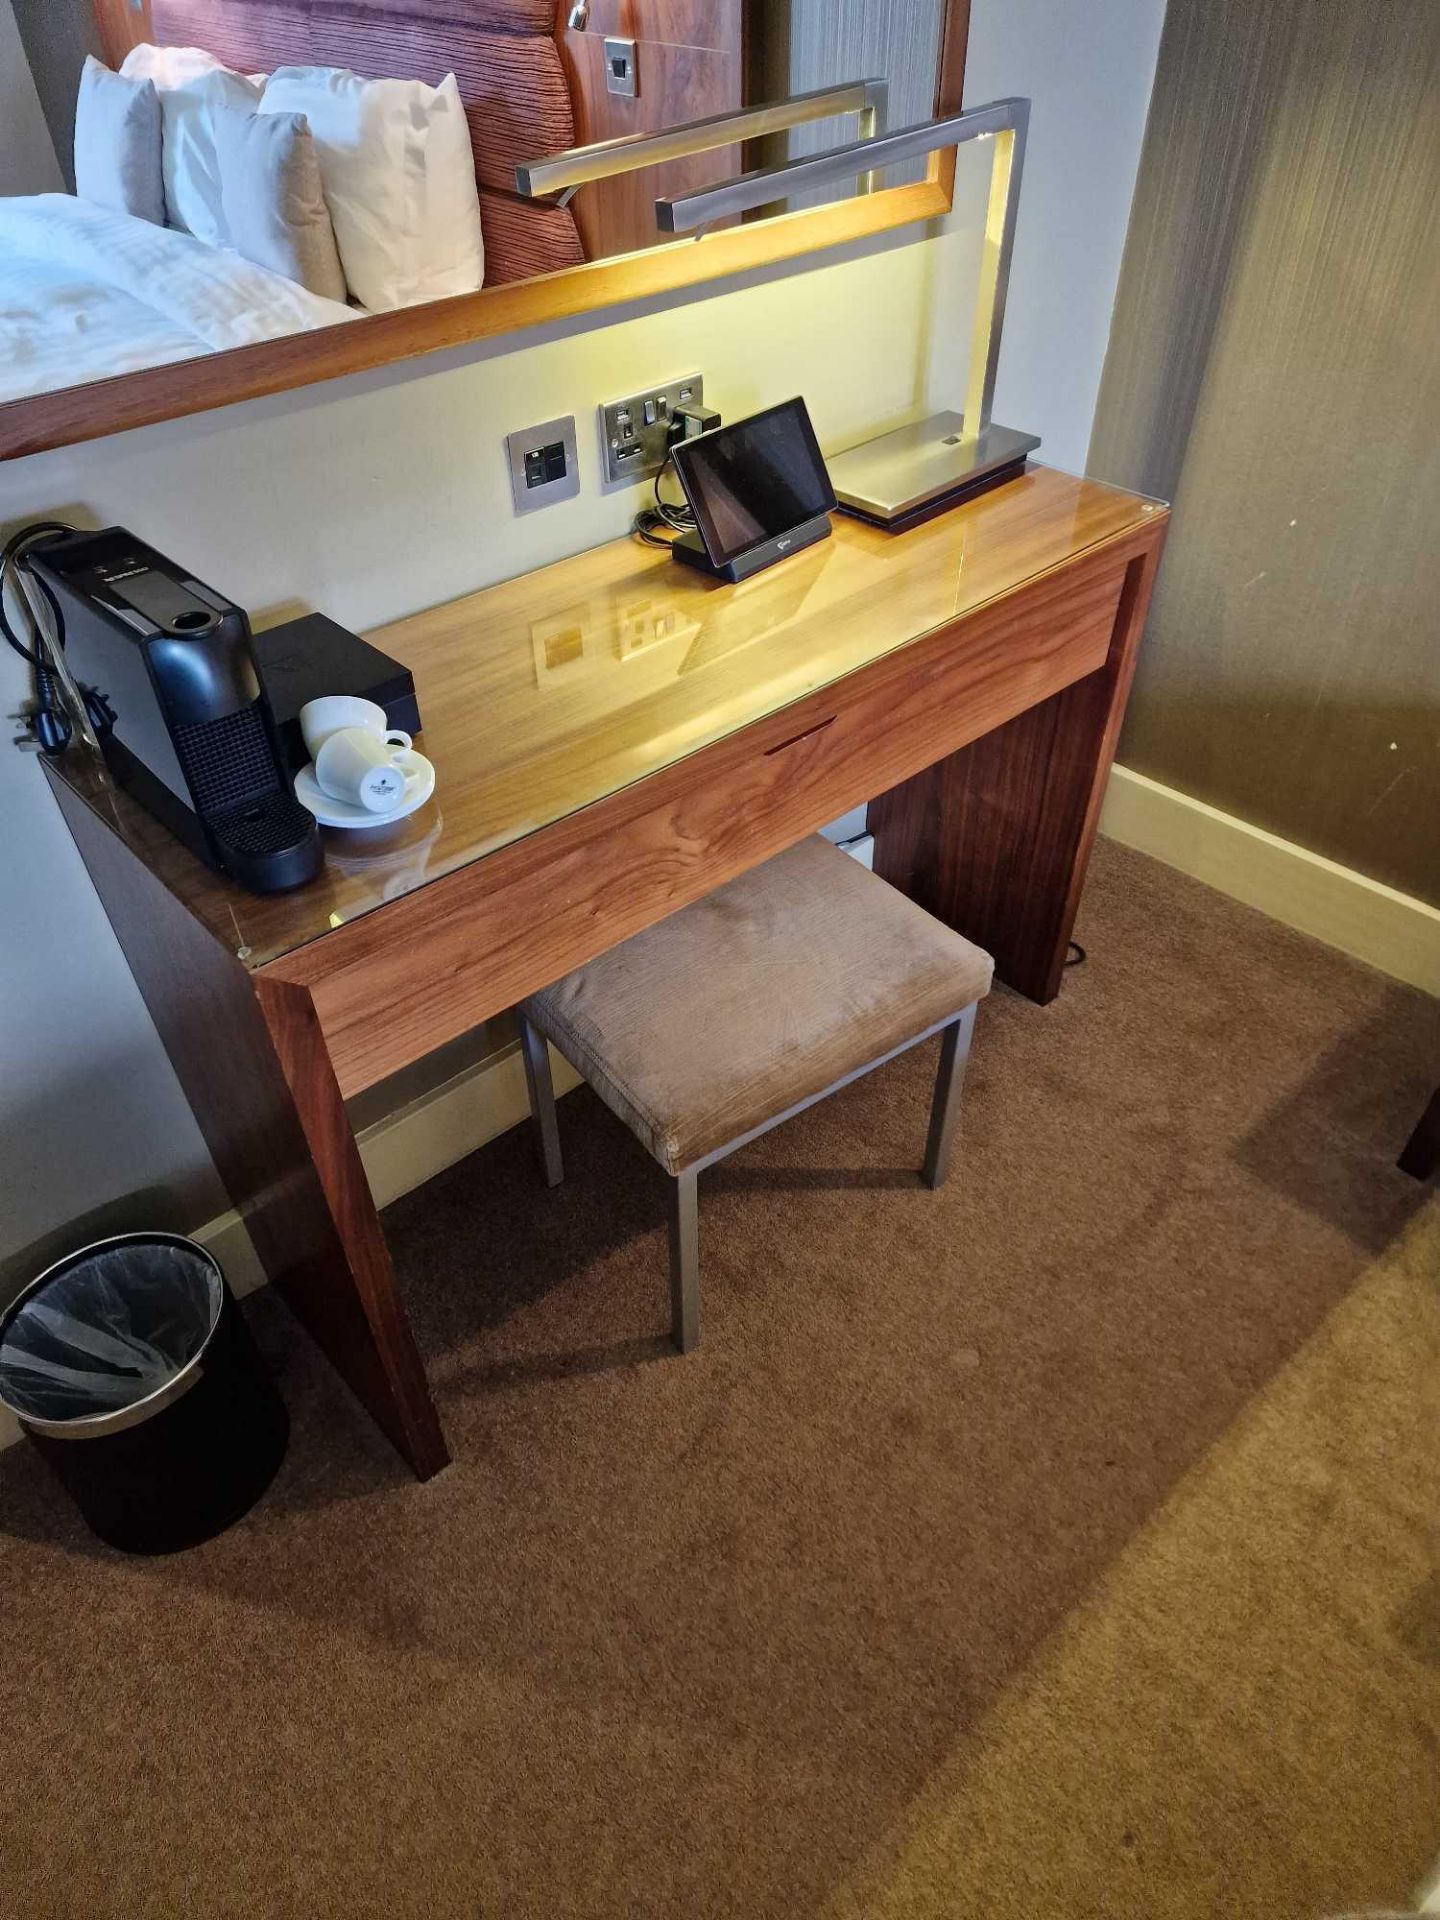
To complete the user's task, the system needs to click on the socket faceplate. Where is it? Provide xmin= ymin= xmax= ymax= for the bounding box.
xmin=603 ymin=36 xmax=638 ymax=97
xmin=505 ymin=414 xmax=580 ymax=514
xmin=600 ymin=374 xmax=703 ymax=487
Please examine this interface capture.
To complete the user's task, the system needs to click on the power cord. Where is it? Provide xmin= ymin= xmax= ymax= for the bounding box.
xmin=2 ymin=520 xmax=106 ymax=756
xmin=632 ymin=452 xmax=695 ymax=549
xmin=1 ymin=520 xmax=71 ymax=667
xmin=630 ymin=402 xmax=721 ymax=550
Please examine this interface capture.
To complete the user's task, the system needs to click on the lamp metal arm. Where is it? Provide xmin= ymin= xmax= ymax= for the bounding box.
xmin=655 ymin=97 xmax=1030 ymax=443
xmin=515 ymin=79 xmax=889 ymax=202
xmin=654 ymin=97 xmax=1028 ymax=232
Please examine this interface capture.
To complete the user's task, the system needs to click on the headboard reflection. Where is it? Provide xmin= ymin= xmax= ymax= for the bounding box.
xmin=1 ymin=0 xmax=966 ymax=457
xmin=149 ymin=0 xmax=586 ymax=284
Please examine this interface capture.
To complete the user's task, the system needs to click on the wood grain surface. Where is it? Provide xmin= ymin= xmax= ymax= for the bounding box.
xmin=45 ymin=468 xmax=1162 ymax=985
xmin=269 ymin=529 xmax=1140 ymax=1096
xmin=560 ymin=1 xmax=744 ymax=261
xmin=870 ymin=528 xmax=1165 ymax=1001
xmin=92 ymin=0 xmax=153 ymax=65
xmin=46 ymin=768 xmax=449 ymax=1478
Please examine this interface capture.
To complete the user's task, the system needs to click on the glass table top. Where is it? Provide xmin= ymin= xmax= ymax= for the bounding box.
xmin=48 ymin=466 xmax=1162 ymax=971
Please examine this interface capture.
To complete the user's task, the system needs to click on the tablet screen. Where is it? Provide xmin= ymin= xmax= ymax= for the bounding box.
xmin=671 ymin=398 xmax=836 ymax=565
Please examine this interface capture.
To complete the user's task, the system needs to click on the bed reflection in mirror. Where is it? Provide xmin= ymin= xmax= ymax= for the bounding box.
xmin=1 ymin=0 xmax=948 ymax=409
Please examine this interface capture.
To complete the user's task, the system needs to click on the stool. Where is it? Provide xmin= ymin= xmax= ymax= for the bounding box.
xmin=519 ymin=835 xmax=993 ymax=1352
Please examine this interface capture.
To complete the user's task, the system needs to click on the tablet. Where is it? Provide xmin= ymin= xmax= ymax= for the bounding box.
xmin=670 ymin=397 xmax=837 ymax=569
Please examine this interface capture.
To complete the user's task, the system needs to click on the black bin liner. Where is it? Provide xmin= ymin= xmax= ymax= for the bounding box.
xmin=0 ymin=1233 xmax=287 ymax=1554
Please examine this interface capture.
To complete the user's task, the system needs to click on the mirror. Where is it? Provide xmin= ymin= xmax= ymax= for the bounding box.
xmin=0 ymin=0 xmax=964 ymax=457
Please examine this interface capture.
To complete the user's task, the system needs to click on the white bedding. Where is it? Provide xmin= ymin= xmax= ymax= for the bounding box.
xmin=0 ymin=193 xmax=356 ymax=404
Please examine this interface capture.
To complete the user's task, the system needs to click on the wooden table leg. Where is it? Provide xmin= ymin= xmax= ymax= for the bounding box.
xmin=47 ymin=773 xmax=450 ymax=1480
xmin=870 ymin=527 xmax=1164 ymax=1003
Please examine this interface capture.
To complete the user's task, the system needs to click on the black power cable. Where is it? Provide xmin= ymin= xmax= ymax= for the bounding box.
xmin=1 ymin=520 xmax=72 ymax=665
xmin=631 ymin=404 xmax=719 ymax=550
xmin=2 ymin=519 xmax=79 ymax=754
xmin=632 ymin=452 xmax=695 ymax=549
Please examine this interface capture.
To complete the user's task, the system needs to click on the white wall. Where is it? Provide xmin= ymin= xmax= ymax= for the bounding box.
xmin=0 ymin=0 xmax=62 ymax=195
xmin=930 ymin=0 xmax=1166 ymax=473
xmin=0 ymin=0 xmax=1163 ymax=1273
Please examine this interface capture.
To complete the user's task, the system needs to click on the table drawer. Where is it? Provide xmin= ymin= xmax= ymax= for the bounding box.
xmin=281 ymin=545 xmax=1130 ymax=1096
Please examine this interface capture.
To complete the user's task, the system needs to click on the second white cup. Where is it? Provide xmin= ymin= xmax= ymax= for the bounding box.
xmin=315 ymin=726 xmax=413 ymax=814
xmin=300 ymin=694 xmax=411 ymax=764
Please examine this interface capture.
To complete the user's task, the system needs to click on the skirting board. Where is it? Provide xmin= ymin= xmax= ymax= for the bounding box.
xmin=1100 ymin=765 xmax=1440 ymax=997
xmin=210 ymin=1038 xmax=584 ymax=1300
xmin=0 ymin=1040 xmax=581 ymax=1453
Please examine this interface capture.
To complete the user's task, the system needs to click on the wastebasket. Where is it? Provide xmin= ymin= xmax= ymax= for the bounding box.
xmin=0 ymin=1232 xmax=288 ymax=1554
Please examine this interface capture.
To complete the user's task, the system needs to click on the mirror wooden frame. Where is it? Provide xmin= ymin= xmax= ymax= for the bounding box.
xmin=0 ymin=1 xmax=969 ymax=464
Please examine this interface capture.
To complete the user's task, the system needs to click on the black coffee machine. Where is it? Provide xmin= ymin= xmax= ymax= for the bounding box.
xmin=28 ymin=529 xmax=321 ymax=893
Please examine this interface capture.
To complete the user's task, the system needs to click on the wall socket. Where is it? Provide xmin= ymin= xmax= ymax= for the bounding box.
xmin=505 ymin=414 xmax=579 ymax=514
xmin=600 ymin=374 xmax=704 ymax=486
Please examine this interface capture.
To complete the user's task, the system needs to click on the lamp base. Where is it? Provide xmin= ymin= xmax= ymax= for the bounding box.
xmin=828 ymin=413 xmax=1041 ymax=532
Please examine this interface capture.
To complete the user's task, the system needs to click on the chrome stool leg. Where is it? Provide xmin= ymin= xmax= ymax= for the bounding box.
xmin=922 ymin=1003 xmax=976 ymax=1190
xmin=519 ymin=1014 xmax=565 ymax=1187
xmin=666 ymin=1168 xmax=700 ymax=1353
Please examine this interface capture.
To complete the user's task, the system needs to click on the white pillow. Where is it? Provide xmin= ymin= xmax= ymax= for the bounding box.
xmin=73 ymin=57 xmax=164 ymax=226
xmin=258 ymin=67 xmax=483 ymax=311
xmin=121 ymin=43 xmax=225 ymax=89
xmin=212 ymin=102 xmax=349 ymax=304
xmin=121 ymin=42 xmax=269 ymax=89
xmin=121 ymin=44 xmax=263 ymax=246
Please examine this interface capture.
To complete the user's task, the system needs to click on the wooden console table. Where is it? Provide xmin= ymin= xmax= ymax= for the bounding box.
xmin=44 ymin=467 xmax=1168 ymax=1478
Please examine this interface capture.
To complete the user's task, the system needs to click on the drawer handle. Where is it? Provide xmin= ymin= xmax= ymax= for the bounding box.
xmin=764 ymin=714 xmax=838 ymax=756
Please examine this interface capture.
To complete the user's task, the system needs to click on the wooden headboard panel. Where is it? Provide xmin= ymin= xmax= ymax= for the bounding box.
xmin=148 ymin=0 xmax=586 ymax=284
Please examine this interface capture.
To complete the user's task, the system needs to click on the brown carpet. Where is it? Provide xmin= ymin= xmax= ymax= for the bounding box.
xmin=1 ymin=840 xmax=1436 ymax=1920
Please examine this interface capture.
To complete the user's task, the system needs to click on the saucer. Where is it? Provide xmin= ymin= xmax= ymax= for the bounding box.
xmin=294 ymin=749 xmax=435 ymax=829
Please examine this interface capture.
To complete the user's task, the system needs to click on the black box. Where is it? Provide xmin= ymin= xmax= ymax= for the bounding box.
xmin=252 ymin=613 xmax=421 ymax=775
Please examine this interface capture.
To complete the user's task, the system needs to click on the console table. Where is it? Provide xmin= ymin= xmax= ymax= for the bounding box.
xmin=44 ymin=466 xmax=1168 ymax=1478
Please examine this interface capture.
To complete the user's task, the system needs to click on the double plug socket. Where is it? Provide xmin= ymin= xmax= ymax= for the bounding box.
xmin=600 ymin=374 xmax=705 ymax=486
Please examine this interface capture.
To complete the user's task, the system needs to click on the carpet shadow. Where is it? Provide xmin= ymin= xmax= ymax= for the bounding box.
xmin=1392 ymin=1568 xmax=1440 ymax=1669
xmin=383 ymin=1088 xmax=675 ymax=1346
xmin=1234 ymin=990 xmax=1440 ymax=1254
xmin=443 ymin=1330 xmax=674 ymax=1396
xmin=0 ymin=1106 xmax=677 ymax=1562
xmin=706 ymin=1163 xmax=922 ymax=1193
xmin=0 ymin=1440 xmax=118 ymax=1562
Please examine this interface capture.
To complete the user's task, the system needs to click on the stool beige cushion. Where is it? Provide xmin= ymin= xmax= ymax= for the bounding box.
xmin=522 ymin=835 xmax=993 ymax=1175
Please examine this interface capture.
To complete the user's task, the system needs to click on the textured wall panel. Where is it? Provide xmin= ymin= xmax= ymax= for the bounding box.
xmin=150 ymin=0 xmax=582 ymax=280
xmin=1090 ymin=0 xmax=1440 ymax=904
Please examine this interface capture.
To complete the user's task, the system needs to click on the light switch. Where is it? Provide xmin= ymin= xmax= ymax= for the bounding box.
xmin=604 ymin=36 xmax=638 ymax=98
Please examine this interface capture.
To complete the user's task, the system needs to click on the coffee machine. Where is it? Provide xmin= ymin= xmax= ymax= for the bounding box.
xmin=27 ymin=528 xmax=321 ymax=893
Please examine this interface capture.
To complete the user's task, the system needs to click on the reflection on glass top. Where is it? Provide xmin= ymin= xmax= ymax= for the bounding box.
xmin=5 ymin=0 xmax=947 ymax=409
xmin=50 ymin=467 xmax=1161 ymax=971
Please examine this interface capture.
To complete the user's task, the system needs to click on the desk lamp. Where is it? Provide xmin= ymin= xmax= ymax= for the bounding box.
xmin=519 ymin=94 xmax=1037 ymax=529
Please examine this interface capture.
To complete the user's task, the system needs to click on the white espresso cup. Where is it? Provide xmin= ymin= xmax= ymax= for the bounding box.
xmin=300 ymin=694 xmax=411 ymax=764
xmin=315 ymin=725 xmax=413 ymax=814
